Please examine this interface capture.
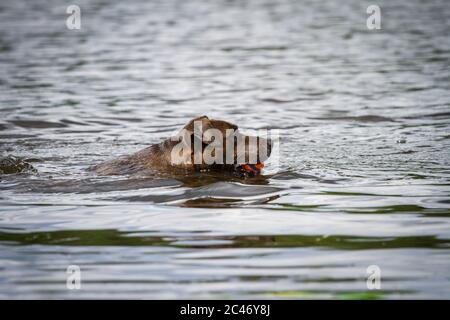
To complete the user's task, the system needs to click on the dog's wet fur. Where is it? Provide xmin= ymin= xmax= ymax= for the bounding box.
xmin=90 ymin=116 xmax=272 ymax=177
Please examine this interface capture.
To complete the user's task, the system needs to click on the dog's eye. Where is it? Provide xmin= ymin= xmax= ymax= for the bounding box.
xmin=203 ymin=135 xmax=217 ymax=145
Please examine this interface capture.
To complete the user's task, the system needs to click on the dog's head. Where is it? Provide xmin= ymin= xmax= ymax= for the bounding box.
xmin=170 ymin=116 xmax=272 ymax=176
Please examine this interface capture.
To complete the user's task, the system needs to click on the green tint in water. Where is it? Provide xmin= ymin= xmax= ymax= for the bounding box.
xmin=0 ymin=0 xmax=449 ymax=299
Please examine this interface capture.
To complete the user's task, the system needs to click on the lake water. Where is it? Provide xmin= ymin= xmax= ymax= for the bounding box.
xmin=0 ymin=0 xmax=449 ymax=299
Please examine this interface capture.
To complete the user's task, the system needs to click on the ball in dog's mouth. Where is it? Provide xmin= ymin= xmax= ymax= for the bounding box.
xmin=234 ymin=163 xmax=265 ymax=178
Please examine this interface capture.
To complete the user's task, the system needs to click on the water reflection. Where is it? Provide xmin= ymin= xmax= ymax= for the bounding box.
xmin=0 ymin=0 xmax=449 ymax=299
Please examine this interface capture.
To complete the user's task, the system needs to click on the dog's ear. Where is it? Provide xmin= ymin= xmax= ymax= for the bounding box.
xmin=208 ymin=119 xmax=238 ymax=137
xmin=181 ymin=115 xmax=214 ymax=142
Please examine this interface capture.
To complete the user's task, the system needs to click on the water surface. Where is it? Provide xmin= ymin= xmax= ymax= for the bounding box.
xmin=0 ymin=0 xmax=449 ymax=299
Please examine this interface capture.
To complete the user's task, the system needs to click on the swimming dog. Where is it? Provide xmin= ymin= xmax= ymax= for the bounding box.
xmin=91 ymin=116 xmax=272 ymax=177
